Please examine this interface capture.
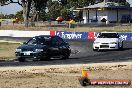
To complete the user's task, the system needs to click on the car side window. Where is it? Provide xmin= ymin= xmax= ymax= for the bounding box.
xmin=51 ymin=37 xmax=60 ymax=45
xmin=56 ymin=37 xmax=64 ymax=44
xmin=27 ymin=38 xmax=36 ymax=45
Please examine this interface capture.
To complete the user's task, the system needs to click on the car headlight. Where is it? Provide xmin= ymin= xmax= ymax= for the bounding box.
xmin=110 ymin=42 xmax=117 ymax=44
xmin=35 ymin=49 xmax=43 ymax=52
xmin=16 ymin=49 xmax=22 ymax=52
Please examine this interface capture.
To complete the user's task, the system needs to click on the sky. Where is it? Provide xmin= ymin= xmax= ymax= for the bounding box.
xmin=0 ymin=3 xmax=22 ymax=14
xmin=0 ymin=0 xmax=132 ymax=15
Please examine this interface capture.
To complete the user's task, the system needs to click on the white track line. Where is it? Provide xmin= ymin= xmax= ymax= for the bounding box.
xmin=0 ymin=40 xmax=22 ymax=44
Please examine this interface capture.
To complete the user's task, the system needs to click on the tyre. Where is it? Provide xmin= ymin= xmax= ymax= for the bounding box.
xmin=120 ymin=42 xmax=123 ymax=49
xmin=18 ymin=57 xmax=25 ymax=62
xmin=45 ymin=56 xmax=51 ymax=60
xmin=93 ymin=49 xmax=96 ymax=51
xmin=62 ymin=54 xmax=69 ymax=60
xmin=118 ymin=42 xmax=123 ymax=50
xmin=97 ymin=49 xmax=100 ymax=52
xmin=40 ymin=56 xmax=50 ymax=61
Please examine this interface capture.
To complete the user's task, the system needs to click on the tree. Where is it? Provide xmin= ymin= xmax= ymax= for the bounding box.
xmin=46 ymin=0 xmax=100 ymax=21
xmin=47 ymin=0 xmax=62 ymax=21
xmin=0 ymin=0 xmax=49 ymax=27
xmin=0 ymin=0 xmax=32 ymax=27
xmin=15 ymin=10 xmax=23 ymax=21
xmin=30 ymin=0 xmax=48 ymax=26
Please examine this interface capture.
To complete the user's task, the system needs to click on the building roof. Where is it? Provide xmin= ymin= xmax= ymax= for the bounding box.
xmin=84 ymin=2 xmax=131 ymax=9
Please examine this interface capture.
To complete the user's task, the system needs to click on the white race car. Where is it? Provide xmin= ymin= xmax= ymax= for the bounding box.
xmin=93 ymin=32 xmax=123 ymax=51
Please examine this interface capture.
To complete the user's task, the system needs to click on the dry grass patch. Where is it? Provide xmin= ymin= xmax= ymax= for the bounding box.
xmin=1 ymin=24 xmax=132 ymax=32
xmin=0 ymin=42 xmax=20 ymax=60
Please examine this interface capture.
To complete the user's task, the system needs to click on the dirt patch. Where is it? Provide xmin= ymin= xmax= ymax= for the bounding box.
xmin=0 ymin=62 xmax=131 ymax=88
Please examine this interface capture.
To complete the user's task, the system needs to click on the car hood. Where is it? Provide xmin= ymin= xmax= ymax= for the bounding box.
xmin=94 ymin=38 xmax=119 ymax=43
xmin=17 ymin=44 xmax=48 ymax=50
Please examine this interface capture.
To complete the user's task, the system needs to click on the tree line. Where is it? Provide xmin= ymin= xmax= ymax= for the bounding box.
xmin=0 ymin=0 xmax=128 ymax=27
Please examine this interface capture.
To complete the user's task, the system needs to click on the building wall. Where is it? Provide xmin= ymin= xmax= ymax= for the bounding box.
xmin=89 ymin=10 xmax=96 ymax=22
xmin=83 ymin=9 xmax=132 ymax=24
xmin=108 ymin=10 xmax=131 ymax=22
xmin=96 ymin=10 xmax=108 ymax=23
xmin=107 ymin=10 xmax=117 ymax=22
xmin=84 ymin=10 xmax=109 ymax=23
xmin=83 ymin=11 xmax=87 ymax=24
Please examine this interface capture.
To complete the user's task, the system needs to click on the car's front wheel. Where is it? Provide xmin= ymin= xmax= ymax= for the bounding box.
xmin=18 ymin=57 xmax=25 ymax=62
xmin=118 ymin=42 xmax=123 ymax=50
xmin=93 ymin=48 xmax=97 ymax=51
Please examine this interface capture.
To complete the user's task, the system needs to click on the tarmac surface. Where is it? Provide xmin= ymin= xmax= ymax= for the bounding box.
xmin=0 ymin=37 xmax=132 ymax=67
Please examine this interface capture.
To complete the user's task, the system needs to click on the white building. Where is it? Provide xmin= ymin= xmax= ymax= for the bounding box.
xmin=76 ymin=0 xmax=132 ymax=24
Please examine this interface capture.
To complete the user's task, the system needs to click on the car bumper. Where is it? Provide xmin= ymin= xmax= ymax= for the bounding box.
xmin=15 ymin=51 xmax=46 ymax=59
xmin=93 ymin=43 xmax=118 ymax=50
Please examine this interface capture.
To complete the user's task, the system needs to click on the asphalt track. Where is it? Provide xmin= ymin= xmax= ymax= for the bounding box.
xmin=0 ymin=37 xmax=132 ymax=67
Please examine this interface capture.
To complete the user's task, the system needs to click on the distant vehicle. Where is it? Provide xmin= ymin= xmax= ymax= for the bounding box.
xmin=15 ymin=35 xmax=71 ymax=62
xmin=93 ymin=32 xmax=123 ymax=51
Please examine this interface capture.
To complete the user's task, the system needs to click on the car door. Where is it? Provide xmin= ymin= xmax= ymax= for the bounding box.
xmin=50 ymin=37 xmax=60 ymax=56
xmin=55 ymin=36 xmax=68 ymax=55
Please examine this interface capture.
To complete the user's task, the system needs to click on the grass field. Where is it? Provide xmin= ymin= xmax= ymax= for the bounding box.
xmin=0 ymin=42 xmax=20 ymax=60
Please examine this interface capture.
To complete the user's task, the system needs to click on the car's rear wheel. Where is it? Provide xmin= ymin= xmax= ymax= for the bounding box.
xmin=45 ymin=56 xmax=51 ymax=60
xmin=40 ymin=55 xmax=51 ymax=61
xmin=62 ymin=54 xmax=70 ymax=60
xmin=18 ymin=57 xmax=25 ymax=62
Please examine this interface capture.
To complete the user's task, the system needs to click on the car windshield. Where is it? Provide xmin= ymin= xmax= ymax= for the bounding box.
xmin=98 ymin=33 xmax=119 ymax=38
xmin=26 ymin=37 xmax=51 ymax=45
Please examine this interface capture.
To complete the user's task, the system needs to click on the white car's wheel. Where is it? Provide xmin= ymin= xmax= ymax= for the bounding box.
xmin=93 ymin=49 xmax=96 ymax=51
xmin=118 ymin=42 xmax=123 ymax=50
xmin=120 ymin=42 xmax=123 ymax=49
